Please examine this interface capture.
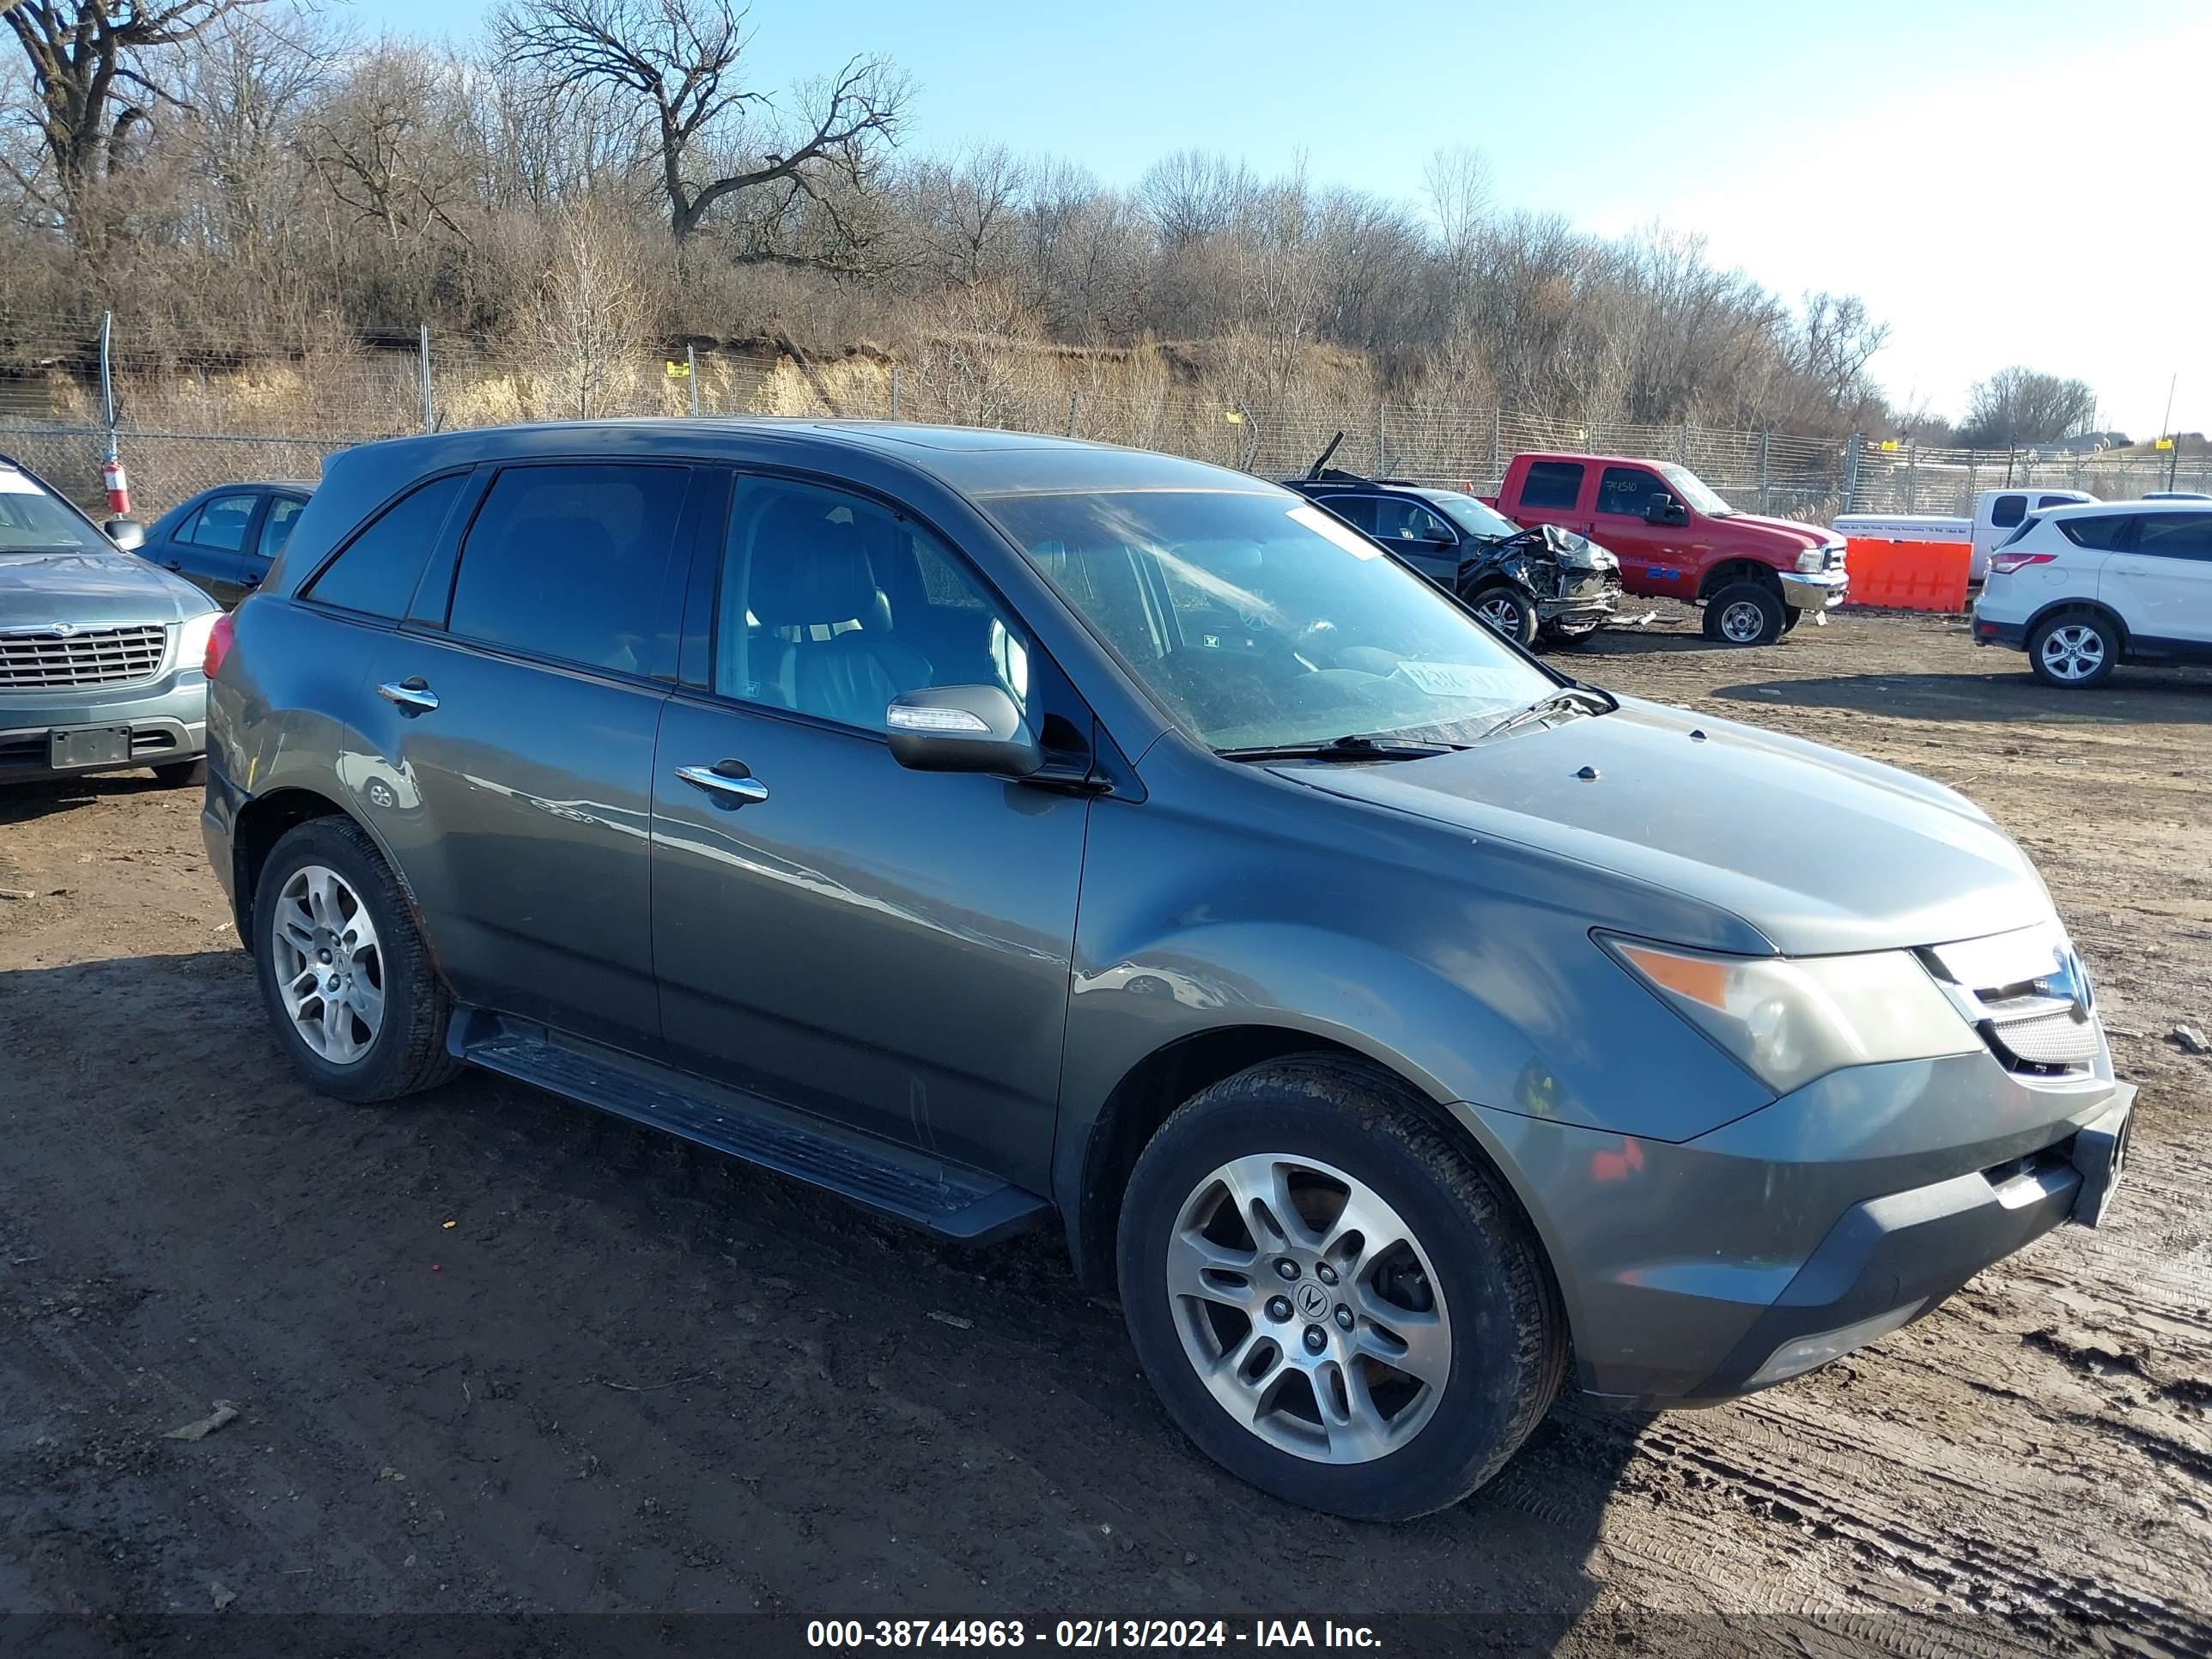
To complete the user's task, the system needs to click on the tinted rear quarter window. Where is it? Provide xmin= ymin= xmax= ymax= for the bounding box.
xmin=303 ymin=473 xmax=466 ymax=618
xmin=1519 ymin=461 xmax=1585 ymax=511
xmin=447 ymin=463 xmax=690 ymax=674
xmin=2057 ymin=514 xmax=2137 ymax=552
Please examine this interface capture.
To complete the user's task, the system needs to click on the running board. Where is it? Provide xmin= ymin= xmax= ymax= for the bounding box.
xmin=448 ymin=1010 xmax=1048 ymax=1244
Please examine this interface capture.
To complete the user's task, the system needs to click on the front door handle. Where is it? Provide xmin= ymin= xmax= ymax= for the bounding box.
xmin=377 ymin=678 xmax=439 ymax=715
xmin=677 ymin=761 xmax=769 ymax=806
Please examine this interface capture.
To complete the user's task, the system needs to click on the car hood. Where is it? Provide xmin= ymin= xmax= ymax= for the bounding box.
xmin=1713 ymin=513 xmax=1835 ymax=550
xmin=1282 ymin=696 xmax=2054 ymax=957
xmin=0 ymin=550 xmax=214 ymax=628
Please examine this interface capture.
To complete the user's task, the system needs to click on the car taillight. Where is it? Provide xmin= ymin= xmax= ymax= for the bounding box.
xmin=1988 ymin=552 xmax=2057 ymax=576
xmin=204 ymin=611 xmax=235 ymax=678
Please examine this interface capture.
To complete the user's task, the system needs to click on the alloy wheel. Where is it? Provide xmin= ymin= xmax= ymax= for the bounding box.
xmin=2039 ymin=623 xmax=2106 ymax=682
xmin=269 ymin=863 xmax=385 ymax=1064
xmin=1474 ymin=595 xmax=1522 ymax=635
xmin=1165 ymin=1153 xmax=1451 ymax=1464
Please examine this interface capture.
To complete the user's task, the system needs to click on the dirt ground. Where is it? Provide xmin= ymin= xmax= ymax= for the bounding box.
xmin=3 ymin=605 xmax=2209 ymax=1656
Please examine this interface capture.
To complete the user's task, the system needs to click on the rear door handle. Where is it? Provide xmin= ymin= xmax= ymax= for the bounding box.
xmin=676 ymin=762 xmax=769 ymax=806
xmin=377 ymin=678 xmax=439 ymax=715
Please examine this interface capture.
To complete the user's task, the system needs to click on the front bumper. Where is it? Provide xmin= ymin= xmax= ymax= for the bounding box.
xmin=1467 ymin=1050 xmax=2135 ymax=1406
xmin=1778 ymin=569 xmax=1850 ymax=610
xmin=0 ymin=670 xmax=209 ymax=783
xmin=1538 ymin=572 xmax=1624 ymax=626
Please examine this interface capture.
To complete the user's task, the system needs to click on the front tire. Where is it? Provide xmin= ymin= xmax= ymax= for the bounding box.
xmin=1465 ymin=585 xmax=1540 ymax=649
xmin=1702 ymin=580 xmax=1786 ymax=646
xmin=252 ymin=816 xmax=459 ymax=1103
xmin=153 ymin=758 xmax=206 ymax=787
xmin=1117 ymin=1056 xmax=1565 ymax=1521
xmin=2029 ymin=611 xmax=2118 ymax=688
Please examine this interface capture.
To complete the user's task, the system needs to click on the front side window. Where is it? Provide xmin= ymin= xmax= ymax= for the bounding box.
xmin=1990 ymin=495 xmax=2027 ymax=529
xmin=1517 ymin=461 xmax=1584 ymax=511
xmin=1595 ymin=467 xmax=1666 ymax=518
xmin=186 ymin=494 xmax=256 ymax=551
xmin=1370 ymin=496 xmax=1455 ymax=544
xmin=980 ymin=486 xmax=1553 ymax=752
xmin=1425 ymin=490 xmax=1520 ymax=541
xmin=2132 ymin=513 xmax=2212 ymax=561
xmin=0 ymin=466 xmax=109 ymax=553
xmin=714 ymin=477 xmax=1029 ymax=732
xmin=301 ymin=473 xmax=465 ymax=619
xmin=447 ymin=464 xmax=689 ymax=674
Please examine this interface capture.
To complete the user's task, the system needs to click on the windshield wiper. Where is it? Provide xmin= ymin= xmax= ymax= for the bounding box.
xmin=1472 ymin=685 xmax=1616 ymax=745
xmin=1218 ymin=733 xmax=1468 ymax=763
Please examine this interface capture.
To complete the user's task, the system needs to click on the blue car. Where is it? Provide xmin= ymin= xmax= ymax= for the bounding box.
xmin=141 ymin=481 xmax=314 ymax=608
xmin=1 ymin=454 xmax=222 ymax=786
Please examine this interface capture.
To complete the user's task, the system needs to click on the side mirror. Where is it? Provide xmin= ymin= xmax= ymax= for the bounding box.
xmin=1644 ymin=495 xmax=1688 ymax=526
xmin=886 ymin=684 xmax=1042 ymax=780
xmin=105 ymin=518 xmax=146 ymax=550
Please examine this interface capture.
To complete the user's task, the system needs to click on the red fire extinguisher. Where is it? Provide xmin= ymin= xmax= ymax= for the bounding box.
xmin=101 ymin=453 xmax=130 ymax=518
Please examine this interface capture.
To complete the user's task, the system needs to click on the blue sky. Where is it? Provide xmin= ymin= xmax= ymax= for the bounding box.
xmin=363 ymin=0 xmax=2206 ymax=435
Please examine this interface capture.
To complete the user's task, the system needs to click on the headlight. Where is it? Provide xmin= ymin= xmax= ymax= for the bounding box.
xmin=1600 ymin=935 xmax=1980 ymax=1094
xmin=1796 ymin=549 xmax=1826 ymax=573
xmin=175 ymin=611 xmax=220 ymax=673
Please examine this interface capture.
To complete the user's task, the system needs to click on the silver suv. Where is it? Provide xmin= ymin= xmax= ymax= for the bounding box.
xmin=200 ymin=422 xmax=2136 ymax=1520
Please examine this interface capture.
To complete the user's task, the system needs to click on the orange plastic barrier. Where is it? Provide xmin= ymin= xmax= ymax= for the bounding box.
xmin=1842 ymin=537 xmax=1970 ymax=614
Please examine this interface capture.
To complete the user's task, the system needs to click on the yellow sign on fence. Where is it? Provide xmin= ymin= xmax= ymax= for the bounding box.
xmin=2155 ymin=436 xmax=2175 ymax=451
xmin=665 ymin=360 xmax=691 ymax=380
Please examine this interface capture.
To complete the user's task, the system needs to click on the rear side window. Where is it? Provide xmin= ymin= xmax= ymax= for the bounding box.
xmin=447 ymin=463 xmax=690 ymax=674
xmin=1990 ymin=494 xmax=2027 ymax=528
xmin=2057 ymin=514 xmax=2136 ymax=552
xmin=1998 ymin=515 xmax=2040 ymax=549
xmin=1317 ymin=494 xmax=1378 ymax=532
xmin=262 ymin=497 xmax=305 ymax=559
xmin=1518 ymin=461 xmax=1584 ymax=511
xmin=303 ymin=473 xmax=465 ymax=618
xmin=186 ymin=494 xmax=256 ymax=550
xmin=2133 ymin=513 xmax=2212 ymax=561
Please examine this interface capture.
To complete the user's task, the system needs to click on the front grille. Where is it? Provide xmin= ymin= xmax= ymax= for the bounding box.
xmin=1920 ymin=925 xmax=2100 ymax=1077
xmin=0 ymin=624 xmax=167 ymax=689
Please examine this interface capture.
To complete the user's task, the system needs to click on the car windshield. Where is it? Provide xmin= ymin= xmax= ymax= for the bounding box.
xmin=1425 ymin=489 xmax=1523 ymax=541
xmin=980 ymin=487 xmax=1556 ymax=752
xmin=0 ymin=468 xmax=112 ymax=554
xmin=1658 ymin=465 xmax=1735 ymax=518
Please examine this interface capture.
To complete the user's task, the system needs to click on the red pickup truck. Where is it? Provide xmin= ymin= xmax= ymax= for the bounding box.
xmin=1486 ymin=453 xmax=1849 ymax=645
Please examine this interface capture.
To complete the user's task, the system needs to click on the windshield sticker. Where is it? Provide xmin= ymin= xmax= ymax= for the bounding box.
xmin=0 ymin=471 xmax=43 ymax=495
xmin=1286 ymin=502 xmax=1380 ymax=559
xmin=1394 ymin=661 xmax=1530 ymax=700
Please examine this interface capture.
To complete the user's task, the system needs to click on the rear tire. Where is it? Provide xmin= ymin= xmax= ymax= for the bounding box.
xmin=1537 ymin=622 xmax=1600 ymax=652
xmin=1117 ymin=1056 xmax=1565 ymax=1521
xmin=1702 ymin=580 xmax=1785 ymax=646
xmin=2029 ymin=611 xmax=2118 ymax=688
xmin=252 ymin=816 xmax=459 ymax=1103
xmin=1465 ymin=585 xmax=1540 ymax=649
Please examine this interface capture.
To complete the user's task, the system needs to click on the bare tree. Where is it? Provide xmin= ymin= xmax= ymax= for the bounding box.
xmin=302 ymin=43 xmax=474 ymax=251
xmin=526 ymin=198 xmax=656 ymax=416
xmin=491 ymin=0 xmax=907 ymax=255
xmin=1958 ymin=367 xmax=2097 ymax=448
xmin=4 ymin=0 xmax=265 ymax=236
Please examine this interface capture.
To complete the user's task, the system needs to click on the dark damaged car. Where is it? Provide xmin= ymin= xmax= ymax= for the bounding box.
xmin=1285 ymin=463 xmax=1621 ymax=649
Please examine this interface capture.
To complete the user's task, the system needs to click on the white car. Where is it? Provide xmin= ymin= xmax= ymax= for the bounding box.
xmin=1972 ymin=499 xmax=2212 ymax=687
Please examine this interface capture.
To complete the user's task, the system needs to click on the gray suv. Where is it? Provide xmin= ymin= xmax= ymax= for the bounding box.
xmin=201 ymin=422 xmax=2136 ymax=1521
xmin=2 ymin=454 xmax=220 ymax=786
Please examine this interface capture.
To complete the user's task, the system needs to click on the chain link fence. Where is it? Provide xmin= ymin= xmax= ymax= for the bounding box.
xmin=4 ymin=323 xmax=2207 ymax=522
